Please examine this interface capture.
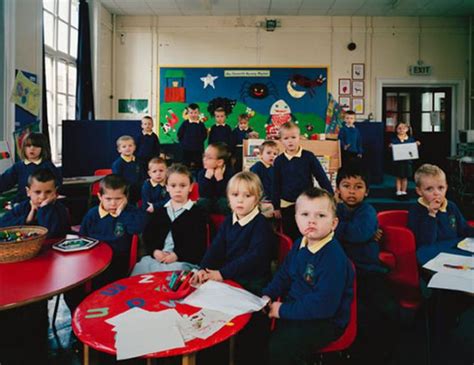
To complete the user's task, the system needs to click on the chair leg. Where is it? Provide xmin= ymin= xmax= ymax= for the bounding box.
xmin=52 ymin=294 xmax=60 ymax=331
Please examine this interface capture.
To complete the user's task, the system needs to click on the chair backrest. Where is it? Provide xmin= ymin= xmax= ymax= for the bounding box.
xmin=189 ymin=182 xmax=200 ymax=201
xmin=90 ymin=169 xmax=112 ymax=197
xmin=275 ymin=231 xmax=293 ymax=266
xmin=94 ymin=169 xmax=113 ymax=176
xmin=377 ymin=210 xmax=409 ymax=228
xmin=128 ymin=234 xmax=139 ymax=274
xmin=210 ymin=214 xmax=226 ymax=231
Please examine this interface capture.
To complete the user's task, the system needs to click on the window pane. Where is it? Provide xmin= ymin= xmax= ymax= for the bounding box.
xmin=58 ymin=0 xmax=69 ymax=21
xmin=434 ymin=93 xmax=445 ymax=111
xmin=71 ymin=0 xmax=79 ymax=28
xmin=44 ymin=11 xmax=55 ymax=49
xmin=399 ymin=93 xmax=410 ymax=111
xmin=57 ymin=94 xmax=67 ymax=123
xmin=422 ymin=112 xmax=432 ymax=132
xmin=68 ymin=96 xmax=75 ymax=119
xmin=386 ymin=93 xmax=397 ymax=111
xmin=57 ymin=124 xmax=63 ymax=159
xmin=45 ymin=56 xmax=54 ymax=92
xmin=43 ymin=0 xmax=55 ymax=13
xmin=402 ymin=113 xmax=410 ymax=124
xmin=70 ymin=27 xmax=78 ymax=58
xmin=57 ymin=20 xmax=69 ymax=54
xmin=68 ymin=64 xmax=76 ymax=94
xmin=57 ymin=61 xmax=67 ymax=93
xmin=422 ymin=92 xmax=432 ymax=112
xmin=47 ymin=91 xmax=54 ymax=124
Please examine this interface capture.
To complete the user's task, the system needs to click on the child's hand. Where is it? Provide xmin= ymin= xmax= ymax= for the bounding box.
xmin=214 ymin=167 xmax=224 ymax=181
xmin=191 ymin=269 xmax=208 ymax=285
xmin=274 ymin=209 xmax=282 ymax=219
xmin=153 ymin=249 xmax=166 ymax=261
xmin=373 ymin=228 xmax=383 ymax=243
xmin=428 ymin=199 xmax=443 ymax=217
xmin=416 ymin=141 xmax=421 ymax=146
xmin=40 ymin=192 xmax=58 ymax=208
xmin=389 ymin=143 xmax=393 ymax=148
xmin=261 ymin=295 xmax=272 ymax=314
xmin=162 ymin=252 xmax=178 ymax=264
xmin=205 ymin=269 xmax=223 ymax=282
xmin=334 ymin=191 xmax=341 ymax=204
xmin=116 ymin=197 xmax=128 ymax=216
xmin=205 ymin=168 xmax=215 ymax=179
xmin=146 ymin=203 xmax=154 ymax=213
xmin=268 ymin=301 xmax=282 ymax=319
xmin=26 ymin=203 xmax=38 ymax=223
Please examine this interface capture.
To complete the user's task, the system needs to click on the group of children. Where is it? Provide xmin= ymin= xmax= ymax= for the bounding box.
xmin=1 ymin=107 xmax=473 ymax=365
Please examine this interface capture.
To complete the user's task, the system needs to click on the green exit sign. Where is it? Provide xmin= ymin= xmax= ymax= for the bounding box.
xmin=409 ymin=65 xmax=432 ymax=76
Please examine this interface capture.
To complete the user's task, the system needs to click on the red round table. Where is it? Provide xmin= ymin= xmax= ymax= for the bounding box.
xmin=0 ymin=240 xmax=112 ymax=310
xmin=72 ymin=272 xmax=252 ymax=365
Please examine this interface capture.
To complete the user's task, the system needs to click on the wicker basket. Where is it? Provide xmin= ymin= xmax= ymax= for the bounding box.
xmin=0 ymin=226 xmax=48 ymax=264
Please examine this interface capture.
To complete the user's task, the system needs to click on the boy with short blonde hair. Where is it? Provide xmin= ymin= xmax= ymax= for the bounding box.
xmin=141 ymin=157 xmax=169 ymax=213
xmin=136 ymin=115 xmax=160 ymax=169
xmin=338 ymin=110 xmax=363 ymax=168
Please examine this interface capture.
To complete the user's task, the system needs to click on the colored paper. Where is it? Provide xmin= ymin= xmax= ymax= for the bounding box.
xmin=457 ymin=238 xmax=474 ymax=253
xmin=10 ymin=71 xmax=40 ymax=116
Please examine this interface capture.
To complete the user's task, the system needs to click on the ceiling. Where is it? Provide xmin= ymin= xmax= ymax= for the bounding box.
xmin=100 ymin=0 xmax=474 ymax=17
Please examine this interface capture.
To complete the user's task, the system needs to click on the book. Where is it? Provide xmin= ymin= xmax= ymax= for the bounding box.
xmin=53 ymin=236 xmax=99 ymax=252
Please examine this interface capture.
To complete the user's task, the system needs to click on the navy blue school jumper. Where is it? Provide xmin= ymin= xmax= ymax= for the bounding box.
xmin=250 ymin=160 xmax=274 ymax=201
xmin=0 ymin=199 xmax=70 ymax=238
xmin=408 ymin=199 xmax=474 ymax=265
xmin=196 ymin=166 xmax=233 ymax=215
xmin=262 ymin=235 xmax=354 ymax=365
xmin=0 ymin=160 xmax=63 ymax=203
xmin=272 ymin=148 xmax=333 ymax=240
xmin=338 ymin=125 xmax=363 ymax=168
xmin=135 ymin=132 xmax=160 ymax=167
xmin=230 ymin=127 xmax=253 ymax=172
xmin=111 ymin=156 xmax=143 ymax=203
xmin=141 ymin=180 xmax=169 ymax=211
xmin=208 ymin=124 xmax=232 ymax=147
xmin=390 ymin=136 xmax=416 ymax=178
xmin=177 ymin=120 xmax=207 ymax=169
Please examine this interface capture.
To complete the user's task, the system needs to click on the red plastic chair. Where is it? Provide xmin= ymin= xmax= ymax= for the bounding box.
xmin=128 ymin=234 xmax=139 ymax=274
xmin=377 ymin=210 xmax=408 ymax=228
xmin=89 ymin=169 xmax=112 ymax=206
xmin=210 ymin=214 xmax=226 ymax=231
xmin=275 ymin=231 xmax=293 ymax=266
xmin=189 ymin=182 xmax=200 ymax=202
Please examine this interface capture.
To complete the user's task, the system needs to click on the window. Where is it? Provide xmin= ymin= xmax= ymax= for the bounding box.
xmin=43 ymin=0 xmax=79 ymax=164
xmin=421 ymin=91 xmax=446 ymax=132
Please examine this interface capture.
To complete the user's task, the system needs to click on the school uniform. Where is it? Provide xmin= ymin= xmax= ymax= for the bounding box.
xmin=141 ymin=179 xmax=169 ymax=211
xmin=262 ymin=233 xmax=354 ymax=365
xmin=250 ymin=160 xmax=274 ymax=201
xmin=111 ymin=155 xmax=143 ymax=203
xmin=0 ymin=199 xmax=70 ymax=238
xmin=408 ymin=198 xmax=474 ymax=265
xmin=273 ymin=147 xmax=333 ymax=240
xmin=132 ymin=200 xmax=207 ymax=275
xmin=338 ymin=124 xmax=363 ymax=168
xmin=135 ymin=131 xmax=160 ymax=167
xmin=231 ymin=127 xmax=253 ymax=172
xmin=208 ymin=124 xmax=232 ymax=146
xmin=390 ymin=135 xmax=416 ymax=178
xmin=177 ymin=120 xmax=207 ymax=169
xmin=196 ymin=166 xmax=233 ymax=214
xmin=0 ymin=160 xmax=63 ymax=202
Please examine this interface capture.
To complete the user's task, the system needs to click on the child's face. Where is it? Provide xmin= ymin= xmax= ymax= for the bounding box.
xmin=148 ymin=162 xmax=167 ymax=184
xmin=228 ymin=183 xmax=258 ymax=218
xmin=280 ymin=127 xmax=300 ymax=153
xmin=24 ymin=144 xmax=42 ymax=161
xmin=141 ymin=118 xmax=153 ymax=133
xmin=98 ymin=188 xmax=127 ymax=215
xmin=166 ymin=172 xmax=192 ymax=205
xmin=188 ymin=108 xmax=200 ymax=122
xmin=238 ymin=119 xmax=249 ymax=130
xmin=118 ymin=140 xmax=136 ymax=156
xmin=214 ymin=111 xmax=226 ymax=125
xmin=27 ymin=179 xmax=56 ymax=207
xmin=261 ymin=146 xmax=279 ymax=166
xmin=416 ymin=174 xmax=447 ymax=205
xmin=296 ymin=196 xmax=338 ymax=242
xmin=203 ymin=146 xmax=223 ymax=170
xmin=337 ymin=176 xmax=368 ymax=207
xmin=396 ymin=123 xmax=409 ymax=136
xmin=344 ymin=114 xmax=355 ymax=126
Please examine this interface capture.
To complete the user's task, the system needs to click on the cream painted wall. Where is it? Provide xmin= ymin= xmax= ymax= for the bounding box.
xmin=96 ymin=4 xmax=113 ymax=119
xmin=101 ymin=15 xmax=469 ymax=134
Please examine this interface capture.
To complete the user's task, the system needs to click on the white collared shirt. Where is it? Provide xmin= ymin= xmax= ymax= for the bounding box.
xmin=232 ymin=206 xmax=259 ymax=226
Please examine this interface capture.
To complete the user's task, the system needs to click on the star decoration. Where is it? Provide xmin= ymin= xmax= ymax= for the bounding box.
xmin=200 ymin=74 xmax=218 ymax=89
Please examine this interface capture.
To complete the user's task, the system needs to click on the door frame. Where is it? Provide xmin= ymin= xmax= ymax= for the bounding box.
xmin=376 ymin=78 xmax=466 ymax=156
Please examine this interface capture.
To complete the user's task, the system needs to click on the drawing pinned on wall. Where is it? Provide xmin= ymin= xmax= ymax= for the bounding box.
xmin=200 ymin=74 xmax=219 ymax=89
xmin=352 ymin=98 xmax=364 ymax=114
xmin=352 ymin=63 xmax=365 ymax=80
xmin=338 ymin=79 xmax=351 ymax=95
xmin=352 ymin=81 xmax=364 ymax=97
xmin=10 ymin=71 xmax=40 ymax=116
xmin=339 ymin=97 xmax=351 ymax=112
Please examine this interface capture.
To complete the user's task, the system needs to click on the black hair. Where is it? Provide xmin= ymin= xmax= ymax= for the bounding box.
xmin=336 ymin=166 xmax=370 ymax=188
xmin=21 ymin=133 xmax=51 ymax=161
xmin=187 ymin=103 xmax=199 ymax=111
xmin=207 ymin=142 xmax=231 ymax=164
xmin=27 ymin=168 xmax=56 ymax=187
xmin=207 ymin=97 xmax=236 ymax=116
xmin=99 ymin=174 xmax=129 ymax=196
xmin=345 ymin=110 xmax=356 ymax=116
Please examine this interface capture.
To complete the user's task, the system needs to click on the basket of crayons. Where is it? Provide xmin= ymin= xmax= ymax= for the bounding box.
xmin=163 ymin=270 xmax=195 ymax=299
xmin=0 ymin=226 xmax=48 ymax=264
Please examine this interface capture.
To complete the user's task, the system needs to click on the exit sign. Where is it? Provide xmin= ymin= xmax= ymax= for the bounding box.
xmin=409 ymin=65 xmax=432 ymax=76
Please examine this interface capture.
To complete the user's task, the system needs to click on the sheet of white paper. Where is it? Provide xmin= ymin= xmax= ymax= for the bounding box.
xmin=182 ymin=281 xmax=269 ymax=316
xmin=457 ymin=238 xmax=474 ymax=253
xmin=423 ymin=253 xmax=474 ymax=280
xmin=392 ymin=142 xmax=419 ymax=161
xmin=106 ymin=307 xmax=153 ymax=327
xmin=428 ymin=272 xmax=474 ymax=294
xmin=178 ymin=309 xmax=234 ymax=340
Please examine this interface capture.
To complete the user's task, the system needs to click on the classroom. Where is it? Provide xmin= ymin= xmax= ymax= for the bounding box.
xmin=0 ymin=0 xmax=473 ymax=364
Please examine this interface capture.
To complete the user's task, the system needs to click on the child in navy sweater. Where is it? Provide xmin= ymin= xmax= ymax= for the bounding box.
xmin=262 ymin=188 xmax=354 ymax=365
xmin=335 ymin=167 xmax=399 ymax=364
xmin=231 ymin=113 xmax=255 ymax=172
xmin=408 ymin=164 xmax=474 ymax=265
xmin=197 ymin=142 xmax=233 ymax=215
xmin=0 ymin=169 xmax=69 ymax=238
xmin=208 ymin=107 xmax=232 ymax=146
xmin=132 ymin=164 xmax=207 ymax=275
xmin=112 ymin=135 xmax=143 ymax=204
xmin=0 ymin=132 xmax=62 ymax=203
xmin=338 ymin=110 xmax=363 ymax=168
xmin=141 ymin=157 xmax=169 ymax=213
xmin=273 ymin=122 xmax=333 ymax=240
xmin=177 ymin=103 xmax=208 ymax=170
xmin=135 ymin=115 xmax=160 ymax=170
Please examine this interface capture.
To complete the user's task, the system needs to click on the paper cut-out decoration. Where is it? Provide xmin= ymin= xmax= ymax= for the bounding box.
xmin=85 ymin=307 xmax=110 ymax=319
xmin=10 ymin=71 xmax=40 ymax=116
xmin=126 ymin=298 xmax=146 ymax=308
xmin=100 ymin=283 xmax=127 ymax=296
xmin=138 ymin=275 xmax=155 ymax=284
xmin=207 ymin=97 xmax=236 ymax=116
xmin=200 ymin=73 xmax=218 ymax=89
xmin=240 ymin=81 xmax=279 ymax=102
xmin=265 ymin=99 xmax=295 ymax=140
xmin=289 ymin=74 xmax=326 ymax=98
xmin=286 ymin=81 xmax=306 ymax=99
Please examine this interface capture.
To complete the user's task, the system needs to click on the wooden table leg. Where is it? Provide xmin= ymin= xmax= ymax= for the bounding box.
xmin=83 ymin=344 xmax=89 ymax=365
xmin=229 ymin=337 xmax=235 ymax=365
xmin=182 ymin=352 xmax=196 ymax=365
xmin=146 ymin=358 xmax=152 ymax=365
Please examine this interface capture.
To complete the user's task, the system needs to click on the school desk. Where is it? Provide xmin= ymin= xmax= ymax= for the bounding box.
xmin=0 ymin=240 xmax=112 ymax=310
xmin=72 ymin=271 xmax=252 ymax=365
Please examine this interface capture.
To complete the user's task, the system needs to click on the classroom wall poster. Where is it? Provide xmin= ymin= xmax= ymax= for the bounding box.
xmin=10 ymin=71 xmax=40 ymax=117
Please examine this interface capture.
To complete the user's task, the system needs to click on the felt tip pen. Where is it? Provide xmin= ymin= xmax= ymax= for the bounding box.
xmin=443 ymin=264 xmax=474 ymax=270
xmin=169 ymin=272 xmax=178 ymax=288
xmin=171 ymin=271 xmax=186 ymax=291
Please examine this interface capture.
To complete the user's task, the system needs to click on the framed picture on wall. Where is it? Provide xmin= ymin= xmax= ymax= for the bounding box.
xmin=352 ymin=81 xmax=364 ymax=97
xmin=339 ymin=96 xmax=351 ymax=112
xmin=338 ymin=79 xmax=351 ymax=95
xmin=352 ymin=63 xmax=364 ymax=80
xmin=352 ymin=98 xmax=364 ymax=114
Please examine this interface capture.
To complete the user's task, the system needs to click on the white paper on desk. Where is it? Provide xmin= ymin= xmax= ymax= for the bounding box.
xmin=178 ymin=309 xmax=233 ymax=340
xmin=457 ymin=238 xmax=474 ymax=253
xmin=182 ymin=281 xmax=269 ymax=316
xmin=428 ymin=272 xmax=474 ymax=294
xmin=423 ymin=253 xmax=474 ymax=280
xmin=106 ymin=307 xmax=152 ymax=327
